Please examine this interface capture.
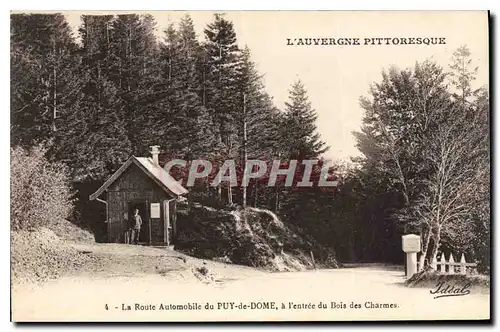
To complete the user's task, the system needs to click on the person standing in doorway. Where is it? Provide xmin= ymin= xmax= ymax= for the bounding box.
xmin=132 ymin=208 xmax=142 ymax=245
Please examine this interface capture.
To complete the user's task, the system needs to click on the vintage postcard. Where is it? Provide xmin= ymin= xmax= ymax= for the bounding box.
xmin=10 ymin=10 xmax=490 ymax=322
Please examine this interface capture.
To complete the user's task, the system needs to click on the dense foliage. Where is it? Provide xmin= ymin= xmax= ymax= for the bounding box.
xmin=11 ymin=145 xmax=73 ymax=230
xmin=10 ymin=13 xmax=337 ymax=251
xmin=350 ymin=48 xmax=490 ymax=271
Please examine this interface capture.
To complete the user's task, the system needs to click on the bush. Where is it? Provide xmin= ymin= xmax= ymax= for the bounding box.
xmin=176 ymin=206 xmax=339 ymax=270
xmin=11 ymin=145 xmax=73 ymax=231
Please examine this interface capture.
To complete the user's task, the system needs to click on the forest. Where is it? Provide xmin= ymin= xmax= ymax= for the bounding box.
xmin=10 ymin=13 xmax=490 ymax=271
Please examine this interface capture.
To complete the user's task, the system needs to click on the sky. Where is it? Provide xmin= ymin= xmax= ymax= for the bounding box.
xmin=62 ymin=11 xmax=489 ymax=162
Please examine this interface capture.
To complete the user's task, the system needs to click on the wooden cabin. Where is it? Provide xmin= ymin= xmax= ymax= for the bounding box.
xmin=89 ymin=146 xmax=188 ymax=246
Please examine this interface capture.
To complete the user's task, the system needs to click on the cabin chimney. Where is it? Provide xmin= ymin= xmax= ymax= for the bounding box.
xmin=150 ymin=145 xmax=160 ymax=165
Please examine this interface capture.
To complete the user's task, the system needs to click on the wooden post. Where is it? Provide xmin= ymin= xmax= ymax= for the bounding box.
xmin=165 ymin=201 xmax=170 ymax=247
xmin=439 ymin=254 xmax=446 ymax=273
xmin=148 ymin=218 xmax=152 ymax=245
xmin=163 ymin=200 xmax=167 ymax=244
xmin=431 ymin=255 xmax=437 ymax=270
xmin=172 ymin=201 xmax=177 ymax=239
xmin=460 ymin=254 xmax=467 ymax=275
xmin=148 ymin=201 xmax=152 ymax=246
xmin=449 ymin=254 xmax=455 ymax=275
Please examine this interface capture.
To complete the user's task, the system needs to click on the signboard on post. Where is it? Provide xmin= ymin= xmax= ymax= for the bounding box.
xmin=402 ymin=234 xmax=421 ymax=253
xmin=150 ymin=202 xmax=160 ymax=219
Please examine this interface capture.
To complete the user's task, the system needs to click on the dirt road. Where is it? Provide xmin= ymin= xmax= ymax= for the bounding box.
xmin=12 ymin=246 xmax=490 ymax=322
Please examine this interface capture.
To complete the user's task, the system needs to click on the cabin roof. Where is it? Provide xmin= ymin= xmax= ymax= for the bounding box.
xmin=89 ymin=156 xmax=188 ymax=201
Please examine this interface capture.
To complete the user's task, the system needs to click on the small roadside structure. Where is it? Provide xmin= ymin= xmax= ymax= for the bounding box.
xmin=402 ymin=234 xmax=421 ymax=278
xmin=89 ymin=146 xmax=188 ymax=246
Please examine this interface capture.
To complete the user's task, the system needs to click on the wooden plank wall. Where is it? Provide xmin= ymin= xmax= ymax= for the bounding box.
xmin=106 ymin=163 xmax=172 ymax=244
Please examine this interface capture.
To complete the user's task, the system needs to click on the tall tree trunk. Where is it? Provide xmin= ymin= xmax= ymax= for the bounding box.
xmin=275 ymin=188 xmax=279 ymax=212
xmin=128 ymin=24 xmax=132 ymax=92
xmin=253 ymin=181 xmax=258 ymax=207
xmin=97 ymin=60 xmax=101 ymax=110
xmin=430 ymin=225 xmax=441 ymax=262
xmin=52 ymin=38 xmax=57 ymax=132
xmin=119 ymin=58 xmax=122 ymax=89
xmin=274 ymin=152 xmax=281 ymax=212
xmin=202 ymin=54 xmax=206 ymax=106
xmin=242 ymin=93 xmax=247 ymax=209
xmin=228 ymin=185 xmax=233 ymax=205
xmin=227 ymin=142 xmax=233 ymax=205
xmin=419 ymin=226 xmax=432 ymax=269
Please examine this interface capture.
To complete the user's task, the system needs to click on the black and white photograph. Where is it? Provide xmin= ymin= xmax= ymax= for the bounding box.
xmin=9 ymin=10 xmax=490 ymax=322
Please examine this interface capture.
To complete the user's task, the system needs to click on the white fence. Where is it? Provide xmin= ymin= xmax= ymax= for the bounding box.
xmin=418 ymin=253 xmax=478 ymax=275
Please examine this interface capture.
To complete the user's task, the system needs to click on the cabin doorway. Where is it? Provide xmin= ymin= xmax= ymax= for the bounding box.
xmin=128 ymin=202 xmax=148 ymax=243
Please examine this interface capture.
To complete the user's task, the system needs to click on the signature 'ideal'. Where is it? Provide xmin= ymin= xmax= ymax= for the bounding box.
xmin=430 ymin=282 xmax=471 ymax=299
